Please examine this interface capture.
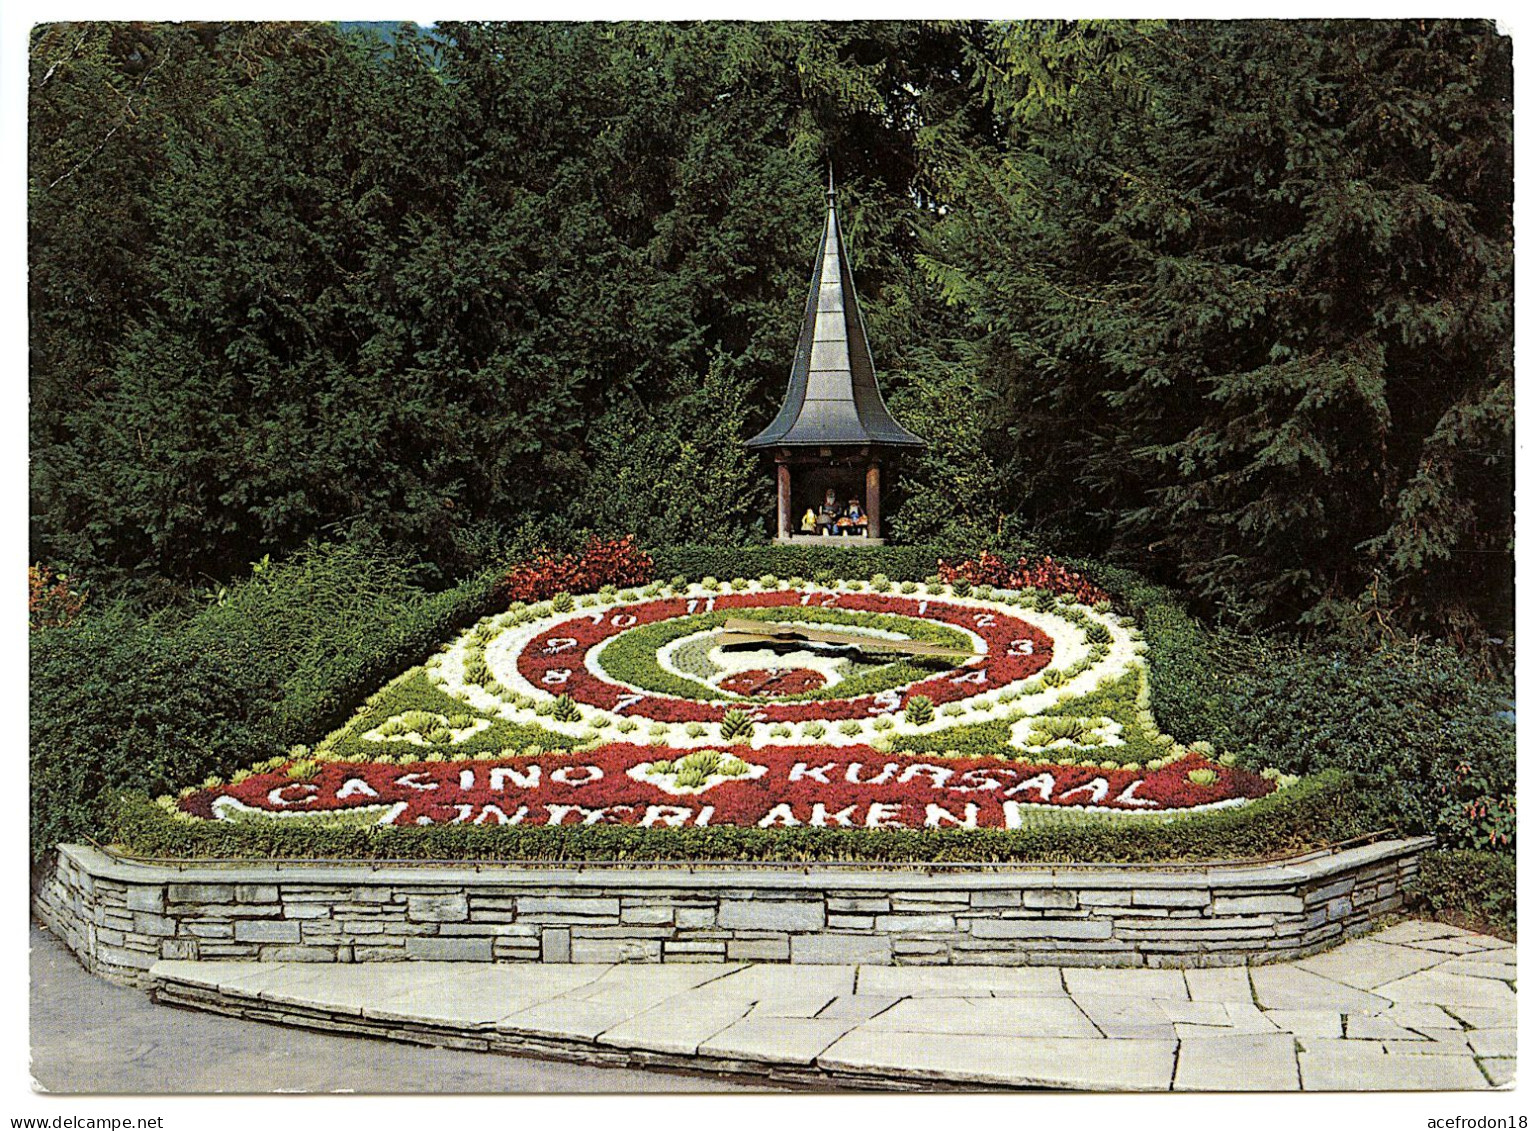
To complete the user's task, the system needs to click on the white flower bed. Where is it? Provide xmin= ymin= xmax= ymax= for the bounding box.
xmin=424 ymin=577 xmax=1158 ymax=755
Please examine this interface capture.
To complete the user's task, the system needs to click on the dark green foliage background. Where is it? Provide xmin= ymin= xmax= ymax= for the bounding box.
xmin=30 ymin=19 xmax=1511 ymax=645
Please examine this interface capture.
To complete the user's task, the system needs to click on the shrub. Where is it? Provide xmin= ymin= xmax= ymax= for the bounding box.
xmin=29 ymin=564 xmax=87 ymax=632
xmin=1435 ymin=761 xmax=1516 ymax=852
xmin=1410 ymin=849 xmax=1516 ymax=939
xmin=938 ymin=552 xmax=1110 ymax=605
xmin=1087 ymin=563 xmax=1232 ymax=745
xmin=30 ymin=542 xmax=500 ymax=862
xmin=1222 ymin=640 xmax=1515 ymax=844
xmin=498 ymin=535 xmax=653 ymax=605
xmin=31 ymin=604 xmax=277 ymax=863
xmin=648 ymin=544 xmax=959 ymax=585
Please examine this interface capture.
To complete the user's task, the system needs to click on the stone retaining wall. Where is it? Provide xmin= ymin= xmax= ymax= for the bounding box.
xmin=34 ymin=839 xmax=1432 ymax=986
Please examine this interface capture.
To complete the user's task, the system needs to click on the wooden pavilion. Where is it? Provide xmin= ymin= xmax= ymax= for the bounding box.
xmin=745 ymin=174 xmax=926 ymax=544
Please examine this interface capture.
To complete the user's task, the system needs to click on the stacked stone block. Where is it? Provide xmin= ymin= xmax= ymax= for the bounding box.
xmin=34 ymin=839 xmax=1432 ymax=986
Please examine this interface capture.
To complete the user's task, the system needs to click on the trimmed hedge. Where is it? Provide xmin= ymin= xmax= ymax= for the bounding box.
xmin=1072 ymin=562 xmax=1235 ymax=746
xmin=1219 ymin=639 xmax=1515 ymax=844
xmin=648 ymin=543 xmax=966 ymax=584
xmin=31 ymin=605 xmax=276 ymax=864
xmin=30 ymin=544 xmax=501 ymax=863
xmin=1410 ymin=848 xmax=1516 ymax=939
xmin=106 ymin=770 xmax=1365 ymax=863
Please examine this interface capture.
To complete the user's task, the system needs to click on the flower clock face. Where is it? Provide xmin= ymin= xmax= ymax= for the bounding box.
xmin=177 ymin=578 xmax=1291 ymax=830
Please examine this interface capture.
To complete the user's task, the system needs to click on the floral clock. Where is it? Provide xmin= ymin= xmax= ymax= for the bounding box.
xmin=176 ymin=577 xmax=1291 ymax=830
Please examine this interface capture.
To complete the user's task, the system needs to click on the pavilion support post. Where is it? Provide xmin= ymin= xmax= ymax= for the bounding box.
xmin=865 ymin=462 xmax=881 ymax=540
xmin=776 ymin=460 xmax=791 ymax=539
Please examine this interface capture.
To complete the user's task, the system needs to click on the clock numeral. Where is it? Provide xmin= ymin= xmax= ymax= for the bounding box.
xmin=611 ymin=613 xmax=637 ymax=628
xmin=1007 ymin=639 xmax=1035 ymax=656
xmin=542 ymin=669 xmax=571 ymax=686
xmin=543 ymin=637 xmax=578 ymax=655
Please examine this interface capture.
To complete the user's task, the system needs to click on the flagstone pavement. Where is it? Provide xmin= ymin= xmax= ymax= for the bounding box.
xmin=148 ymin=919 xmax=1515 ymax=1092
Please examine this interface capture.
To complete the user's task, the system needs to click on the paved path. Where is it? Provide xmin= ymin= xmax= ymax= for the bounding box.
xmin=145 ymin=919 xmax=1515 ymax=1091
xmin=30 ymin=923 xmax=751 ymax=1093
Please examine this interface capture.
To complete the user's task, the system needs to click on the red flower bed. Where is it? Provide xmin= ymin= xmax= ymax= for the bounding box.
xmin=498 ymin=535 xmax=654 ymax=605
xmin=718 ymin=669 xmax=827 ymax=696
xmin=181 ymin=745 xmax=1277 ymax=828
xmin=512 ymin=590 xmax=1053 ymax=722
xmin=938 ymin=552 xmax=1110 ymax=606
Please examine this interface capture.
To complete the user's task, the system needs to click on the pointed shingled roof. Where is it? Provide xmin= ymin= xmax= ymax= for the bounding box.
xmin=745 ymin=175 xmax=926 ymax=450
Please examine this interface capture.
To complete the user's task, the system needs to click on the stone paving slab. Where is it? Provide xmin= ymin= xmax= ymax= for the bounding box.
xmin=1440 ymin=1003 xmax=1518 ymax=1030
xmin=854 ymin=965 xmax=1064 ymax=997
xmin=861 ymin=995 xmax=1100 ymax=1038
xmin=1298 ymin=1043 xmax=1491 ymax=1091
xmin=819 ymin=1030 xmax=1178 ymax=1090
xmin=1071 ymin=993 xmax=1178 ymax=1039
xmin=496 ymin=997 xmax=648 ymax=1041
xmin=1063 ymin=967 xmax=1190 ymax=1001
xmin=1158 ymin=999 xmax=1232 ymax=1026
xmin=1467 ymin=1029 xmax=1517 ymax=1058
xmin=1381 ymin=1002 xmax=1461 ymax=1031
xmin=1371 ymin=921 xmax=1467 ymax=945
xmin=144 ymin=919 xmax=1512 ymax=1092
xmin=747 ymin=993 xmax=840 ymax=1018
xmin=712 ymin=964 xmax=854 ymax=999
xmin=817 ymin=993 xmax=902 ymax=1022
xmin=1484 ymin=1058 xmax=1517 ymax=1086
xmin=1183 ymin=967 xmax=1251 ymax=1003
xmin=1405 ymin=935 xmax=1511 ymax=955
xmin=1374 ymin=968 xmax=1518 ymax=1010
xmin=1263 ymin=1009 xmax=1342 ymax=1037
xmin=698 ymin=1016 xmax=857 ymax=1064
xmin=1344 ymin=1013 xmax=1424 ymax=1042
xmin=362 ymin=987 xmax=552 ymax=1028
xmin=1441 ymin=958 xmax=1519 ymax=982
xmin=1250 ymin=965 xmax=1393 ymax=1014
xmin=595 ymin=997 xmax=752 ymax=1056
xmin=565 ymin=963 xmax=743 ymax=1001
xmin=1294 ymin=938 xmax=1446 ymax=989
xmin=1174 ymin=1033 xmax=1300 ymax=1091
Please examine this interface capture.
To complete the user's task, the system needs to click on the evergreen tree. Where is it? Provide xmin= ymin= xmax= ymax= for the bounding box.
xmin=927 ymin=19 xmax=1512 ymax=640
